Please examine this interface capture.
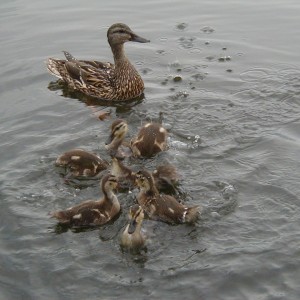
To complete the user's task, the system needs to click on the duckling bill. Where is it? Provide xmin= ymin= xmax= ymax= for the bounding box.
xmin=120 ymin=204 xmax=145 ymax=250
xmin=47 ymin=23 xmax=150 ymax=101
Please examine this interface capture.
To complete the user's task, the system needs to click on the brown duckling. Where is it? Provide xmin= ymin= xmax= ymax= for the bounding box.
xmin=55 ymin=120 xmax=128 ymax=178
xmin=105 ymin=119 xmax=130 ymax=159
xmin=120 ymin=204 xmax=145 ymax=250
xmin=135 ymin=170 xmax=200 ymax=224
xmin=110 ymin=157 xmax=179 ymax=193
xmin=50 ymin=174 xmax=120 ymax=227
xmin=130 ymin=122 xmax=168 ymax=158
xmin=152 ymin=164 xmax=180 ymax=193
xmin=110 ymin=157 xmax=136 ymax=190
xmin=55 ymin=149 xmax=109 ymax=178
xmin=105 ymin=119 xmax=168 ymax=158
xmin=47 ymin=23 xmax=150 ymax=101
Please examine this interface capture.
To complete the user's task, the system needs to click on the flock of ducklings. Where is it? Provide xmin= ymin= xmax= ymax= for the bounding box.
xmin=47 ymin=23 xmax=200 ymax=251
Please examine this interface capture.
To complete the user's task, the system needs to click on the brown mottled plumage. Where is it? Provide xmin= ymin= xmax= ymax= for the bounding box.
xmin=50 ymin=174 xmax=120 ymax=227
xmin=110 ymin=157 xmax=179 ymax=192
xmin=55 ymin=149 xmax=109 ymax=177
xmin=120 ymin=204 xmax=145 ymax=250
xmin=135 ymin=170 xmax=200 ymax=224
xmin=55 ymin=120 xmax=128 ymax=178
xmin=47 ymin=23 xmax=150 ymax=101
xmin=106 ymin=119 xmax=168 ymax=158
xmin=110 ymin=157 xmax=136 ymax=190
xmin=131 ymin=122 xmax=168 ymax=157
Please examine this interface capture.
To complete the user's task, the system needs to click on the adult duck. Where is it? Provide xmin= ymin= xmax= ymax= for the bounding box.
xmin=47 ymin=23 xmax=150 ymax=101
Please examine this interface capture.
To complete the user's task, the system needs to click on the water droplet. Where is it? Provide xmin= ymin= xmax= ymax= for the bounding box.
xmin=176 ymin=23 xmax=188 ymax=30
xmin=201 ymin=26 xmax=215 ymax=33
xmin=173 ymin=75 xmax=182 ymax=82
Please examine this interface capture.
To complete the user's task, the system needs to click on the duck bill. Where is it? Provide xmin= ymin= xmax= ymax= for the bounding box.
xmin=131 ymin=34 xmax=150 ymax=43
xmin=128 ymin=219 xmax=137 ymax=234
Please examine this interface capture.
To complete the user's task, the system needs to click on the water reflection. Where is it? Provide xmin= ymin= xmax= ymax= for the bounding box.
xmin=48 ymin=80 xmax=145 ymax=109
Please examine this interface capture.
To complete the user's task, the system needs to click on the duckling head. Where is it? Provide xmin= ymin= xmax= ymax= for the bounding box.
xmin=101 ymin=174 xmax=118 ymax=193
xmin=107 ymin=23 xmax=150 ymax=47
xmin=135 ymin=170 xmax=155 ymax=192
xmin=105 ymin=119 xmax=128 ymax=151
xmin=128 ymin=204 xmax=144 ymax=234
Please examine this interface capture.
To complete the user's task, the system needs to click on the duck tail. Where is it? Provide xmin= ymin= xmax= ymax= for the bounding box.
xmin=63 ymin=51 xmax=76 ymax=61
xmin=49 ymin=210 xmax=71 ymax=224
xmin=46 ymin=58 xmax=63 ymax=79
xmin=185 ymin=206 xmax=200 ymax=223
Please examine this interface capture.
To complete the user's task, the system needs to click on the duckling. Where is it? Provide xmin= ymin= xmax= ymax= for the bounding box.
xmin=110 ymin=157 xmax=136 ymax=190
xmin=105 ymin=119 xmax=130 ymax=159
xmin=130 ymin=122 xmax=168 ymax=158
xmin=135 ymin=170 xmax=200 ymax=224
xmin=110 ymin=157 xmax=179 ymax=193
xmin=47 ymin=23 xmax=150 ymax=101
xmin=152 ymin=164 xmax=180 ymax=193
xmin=120 ymin=204 xmax=145 ymax=250
xmin=55 ymin=120 xmax=128 ymax=178
xmin=50 ymin=174 xmax=120 ymax=227
xmin=105 ymin=119 xmax=168 ymax=158
xmin=55 ymin=149 xmax=109 ymax=178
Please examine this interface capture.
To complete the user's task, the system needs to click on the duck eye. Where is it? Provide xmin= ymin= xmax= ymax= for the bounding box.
xmin=118 ymin=29 xmax=126 ymax=34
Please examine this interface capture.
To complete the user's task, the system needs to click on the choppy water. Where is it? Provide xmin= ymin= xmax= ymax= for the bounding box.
xmin=1 ymin=0 xmax=300 ymax=299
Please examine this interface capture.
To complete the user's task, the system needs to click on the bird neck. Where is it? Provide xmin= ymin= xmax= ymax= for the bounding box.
xmin=145 ymin=183 xmax=159 ymax=197
xmin=103 ymin=189 xmax=118 ymax=206
xmin=111 ymin=44 xmax=128 ymax=64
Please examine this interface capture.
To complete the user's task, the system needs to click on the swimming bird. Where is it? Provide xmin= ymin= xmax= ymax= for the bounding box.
xmin=47 ymin=23 xmax=150 ymax=101
xmin=55 ymin=149 xmax=109 ymax=178
xmin=55 ymin=120 xmax=128 ymax=178
xmin=110 ymin=157 xmax=179 ymax=193
xmin=120 ymin=204 xmax=146 ymax=250
xmin=50 ymin=174 xmax=120 ymax=227
xmin=135 ymin=170 xmax=200 ymax=224
xmin=106 ymin=119 xmax=168 ymax=158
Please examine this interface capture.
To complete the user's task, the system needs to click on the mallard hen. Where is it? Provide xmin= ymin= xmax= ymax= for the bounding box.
xmin=47 ymin=23 xmax=150 ymax=101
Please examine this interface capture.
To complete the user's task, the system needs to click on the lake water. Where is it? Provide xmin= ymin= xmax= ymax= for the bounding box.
xmin=1 ymin=0 xmax=300 ymax=299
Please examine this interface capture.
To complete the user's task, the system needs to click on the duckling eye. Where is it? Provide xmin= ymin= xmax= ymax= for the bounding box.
xmin=115 ymin=124 xmax=125 ymax=133
xmin=118 ymin=29 xmax=126 ymax=34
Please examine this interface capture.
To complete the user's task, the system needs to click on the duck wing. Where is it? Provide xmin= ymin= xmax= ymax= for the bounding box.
xmin=50 ymin=199 xmax=108 ymax=226
xmin=140 ymin=194 xmax=185 ymax=224
xmin=47 ymin=51 xmax=115 ymax=92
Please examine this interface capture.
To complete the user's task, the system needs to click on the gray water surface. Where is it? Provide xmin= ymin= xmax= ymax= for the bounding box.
xmin=1 ymin=0 xmax=300 ymax=299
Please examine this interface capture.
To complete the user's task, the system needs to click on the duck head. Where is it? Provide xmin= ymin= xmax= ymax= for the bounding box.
xmin=135 ymin=170 xmax=156 ymax=192
xmin=105 ymin=119 xmax=128 ymax=151
xmin=101 ymin=174 xmax=118 ymax=193
xmin=107 ymin=23 xmax=150 ymax=47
